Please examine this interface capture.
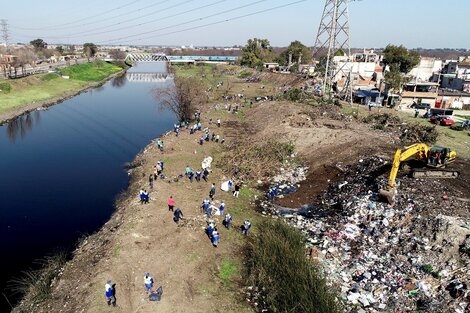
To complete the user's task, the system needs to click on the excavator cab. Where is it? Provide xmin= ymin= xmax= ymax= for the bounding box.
xmin=427 ymin=146 xmax=456 ymax=168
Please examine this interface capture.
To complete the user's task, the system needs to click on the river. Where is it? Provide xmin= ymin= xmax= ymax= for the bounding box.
xmin=0 ymin=62 xmax=175 ymax=311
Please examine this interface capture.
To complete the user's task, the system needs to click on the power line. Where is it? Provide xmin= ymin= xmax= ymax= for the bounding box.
xmin=61 ymin=0 xmax=227 ymax=38
xmin=104 ymin=0 xmax=307 ymax=44
xmin=97 ymin=0 xmax=269 ymax=44
xmin=56 ymin=0 xmax=194 ymax=32
xmin=11 ymin=0 xmax=143 ymax=30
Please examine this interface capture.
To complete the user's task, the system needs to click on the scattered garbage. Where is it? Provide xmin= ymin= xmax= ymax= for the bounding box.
xmin=201 ymin=156 xmax=213 ymax=169
xmin=259 ymin=156 xmax=470 ymax=312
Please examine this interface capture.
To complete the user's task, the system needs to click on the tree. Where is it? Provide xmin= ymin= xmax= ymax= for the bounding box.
xmin=277 ymin=40 xmax=312 ymax=66
xmin=154 ymin=76 xmax=208 ymax=122
xmin=383 ymin=44 xmax=420 ymax=90
xmin=30 ymin=38 xmax=47 ymax=49
xmin=16 ymin=47 xmax=37 ymax=74
xmin=240 ymin=38 xmax=275 ymax=68
xmin=108 ymin=49 xmax=126 ymax=60
xmin=83 ymin=43 xmax=98 ymax=60
xmin=55 ymin=46 xmax=64 ymax=55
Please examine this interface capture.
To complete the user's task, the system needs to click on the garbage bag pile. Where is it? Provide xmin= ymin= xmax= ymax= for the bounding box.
xmin=260 ymin=157 xmax=470 ymax=312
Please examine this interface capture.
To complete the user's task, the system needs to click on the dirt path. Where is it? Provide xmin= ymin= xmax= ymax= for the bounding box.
xmin=21 ymin=111 xmax=255 ymax=312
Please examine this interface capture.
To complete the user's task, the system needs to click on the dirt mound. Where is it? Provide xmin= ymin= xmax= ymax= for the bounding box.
xmin=362 ymin=113 xmax=439 ymax=144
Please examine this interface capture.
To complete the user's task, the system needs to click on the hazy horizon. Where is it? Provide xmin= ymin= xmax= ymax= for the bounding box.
xmin=3 ymin=0 xmax=470 ymax=49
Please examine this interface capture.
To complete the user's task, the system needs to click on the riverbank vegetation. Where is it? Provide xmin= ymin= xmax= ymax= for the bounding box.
xmin=59 ymin=61 xmax=122 ymax=81
xmin=244 ymin=220 xmax=342 ymax=313
xmin=10 ymin=252 xmax=67 ymax=312
xmin=0 ymin=61 xmax=123 ymax=117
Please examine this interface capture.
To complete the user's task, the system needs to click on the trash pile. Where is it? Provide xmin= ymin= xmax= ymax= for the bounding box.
xmin=362 ymin=113 xmax=439 ymax=144
xmin=260 ymin=157 xmax=470 ymax=312
xmin=265 ymin=165 xmax=308 ymax=199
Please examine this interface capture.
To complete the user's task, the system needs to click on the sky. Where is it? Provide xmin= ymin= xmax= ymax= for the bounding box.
xmin=2 ymin=0 xmax=470 ymax=49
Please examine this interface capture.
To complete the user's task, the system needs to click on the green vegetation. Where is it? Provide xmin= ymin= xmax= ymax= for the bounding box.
xmin=277 ymin=40 xmax=312 ymax=66
xmin=10 ymin=252 xmax=67 ymax=308
xmin=60 ymin=61 xmax=122 ymax=81
xmin=244 ymin=220 xmax=342 ymax=313
xmin=40 ymin=73 xmax=60 ymax=81
xmin=238 ymin=69 xmax=253 ymax=78
xmin=383 ymin=45 xmax=420 ymax=90
xmin=0 ymin=62 xmax=122 ymax=116
xmin=218 ymin=259 xmax=239 ymax=286
xmin=240 ymin=38 xmax=275 ymax=68
xmin=0 ymin=82 xmax=12 ymax=93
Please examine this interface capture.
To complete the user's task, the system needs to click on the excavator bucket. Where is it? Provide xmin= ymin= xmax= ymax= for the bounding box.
xmin=379 ymin=187 xmax=397 ymax=204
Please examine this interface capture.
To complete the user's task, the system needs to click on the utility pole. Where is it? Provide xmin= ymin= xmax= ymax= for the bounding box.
xmin=313 ymin=0 xmax=353 ymax=104
xmin=1 ymin=19 xmax=10 ymax=50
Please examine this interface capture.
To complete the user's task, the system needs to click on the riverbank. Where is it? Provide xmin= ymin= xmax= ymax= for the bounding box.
xmin=14 ymin=64 xmax=470 ymax=312
xmin=0 ymin=61 xmax=124 ymax=124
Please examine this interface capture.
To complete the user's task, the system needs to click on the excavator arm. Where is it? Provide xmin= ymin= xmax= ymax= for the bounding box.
xmin=387 ymin=143 xmax=429 ymax=189
xmin=381 ymin=143 xmax=429 ymax=203
xmin=380 ymin=143 xmax=458 ymax=204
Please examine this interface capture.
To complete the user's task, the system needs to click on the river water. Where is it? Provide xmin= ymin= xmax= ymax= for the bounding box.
xmin=0 ymin=62 xmax=175 ymax=311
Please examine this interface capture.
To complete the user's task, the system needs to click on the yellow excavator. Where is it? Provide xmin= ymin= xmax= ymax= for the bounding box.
xmin=379 ymin=143 xmax=459 ymax=203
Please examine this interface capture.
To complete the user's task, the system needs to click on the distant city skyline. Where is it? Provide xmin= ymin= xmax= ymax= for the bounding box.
xmin=3 ymin=0 xmax=470 ymax=49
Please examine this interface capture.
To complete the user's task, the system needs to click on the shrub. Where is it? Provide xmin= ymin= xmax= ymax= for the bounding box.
xmin=0 ymin=82 xmax=12 ymax=93
xmin=238 ymin=70 xmax=253 ymax=78
xmin=244 ymin=220 xmax=342 ymax=313
xmin=40 ymin=73 xmax=60 ymax=81
xmin=10 ymin=251 xmax=67 ymax=306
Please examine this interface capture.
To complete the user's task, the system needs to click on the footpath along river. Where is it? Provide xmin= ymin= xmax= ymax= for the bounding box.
xmin=0 ymin=62 xmax=175 ymax=311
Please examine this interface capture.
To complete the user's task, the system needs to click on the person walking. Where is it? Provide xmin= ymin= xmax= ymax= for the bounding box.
xmin=149 ymin=174 xmax=154 ymax=189
xmin=211 ymin=230 xmax=219 ymax=247
xmin=209 ymin=183 xmax=216 ymax=200
xmin=168 ymin=196 xmax=175 ymax=212
xmin=219 ymin=201 xmax=225 ymax=215
xmin=203 ymin=168 xmax=210 ymax=182
xmin=144 ymin=273 xmax=154 ymax=293
xmin=233 ymin=183 xmax=240 ymax=198
xmin=105 ymin=280 xmax=116 ymax=306
xmin=202 ymin=198 xmax=211 ymax=217
xmin=173 ymin=208 xmax=183 ymax=223
xmin=242 ymin=220 xmax=252 ymax=236
xmin=196 ymin=170 xmax=202 ymax=182
xmin=217 ymin=118 xmax=221 ymax=127
xmin=188 ymin=171 xmax=194 ymax=182
xmin=199 ymin=136 xmax=204 ymax=145
xmin=223 ymin=213 xmax=232 ymax=229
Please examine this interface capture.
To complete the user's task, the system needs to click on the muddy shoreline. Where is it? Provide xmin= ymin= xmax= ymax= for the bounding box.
xmin=0 ymin=69 xmax=126 ymax=125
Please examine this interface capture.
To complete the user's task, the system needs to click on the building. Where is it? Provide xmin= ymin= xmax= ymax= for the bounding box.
xmin=263 ymin=62 xmax=279 ymax=71
xmin=436 ymin=89 xmax=470 ymax=110
xmin=400 ymin=82 xmax=439 ymax=106
xmin=440 ymin=58 xmax=470 ymax=92
xmin=408 ymin=57 xmax=442 ymax=83
xmin=332 ymin=50 xmax=384 ymax=89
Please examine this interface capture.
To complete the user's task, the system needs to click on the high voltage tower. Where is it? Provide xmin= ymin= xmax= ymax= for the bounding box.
xmin=1 ymin=19 xmax=9 ymax=49
xmin=313 ymin=0 xmax=353 ymax=103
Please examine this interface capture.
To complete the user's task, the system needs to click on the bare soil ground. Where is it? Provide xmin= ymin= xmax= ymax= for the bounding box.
xmin=20 ymin=66 xmax=470 ymax=313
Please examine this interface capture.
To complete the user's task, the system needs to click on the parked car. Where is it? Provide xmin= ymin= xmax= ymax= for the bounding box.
xmin=410 ymin=102 xmax=431 ymax=109
xmin=450 ymin=120 xmax=470 ymax=131
xmin=440 ymin=117 xmax=454 ymax=126
xmin=429 ymin=115 xmax=442 ymax=124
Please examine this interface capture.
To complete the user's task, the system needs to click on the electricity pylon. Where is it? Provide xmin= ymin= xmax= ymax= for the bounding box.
xmin=313 ymin=0 xmax=353 ymax=104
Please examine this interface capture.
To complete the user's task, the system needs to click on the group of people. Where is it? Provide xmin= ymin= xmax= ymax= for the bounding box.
xmin=120 ymin=110 xmax=254 ymax=307
xmin=184 ymin=165 xmax=211 ymax=183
